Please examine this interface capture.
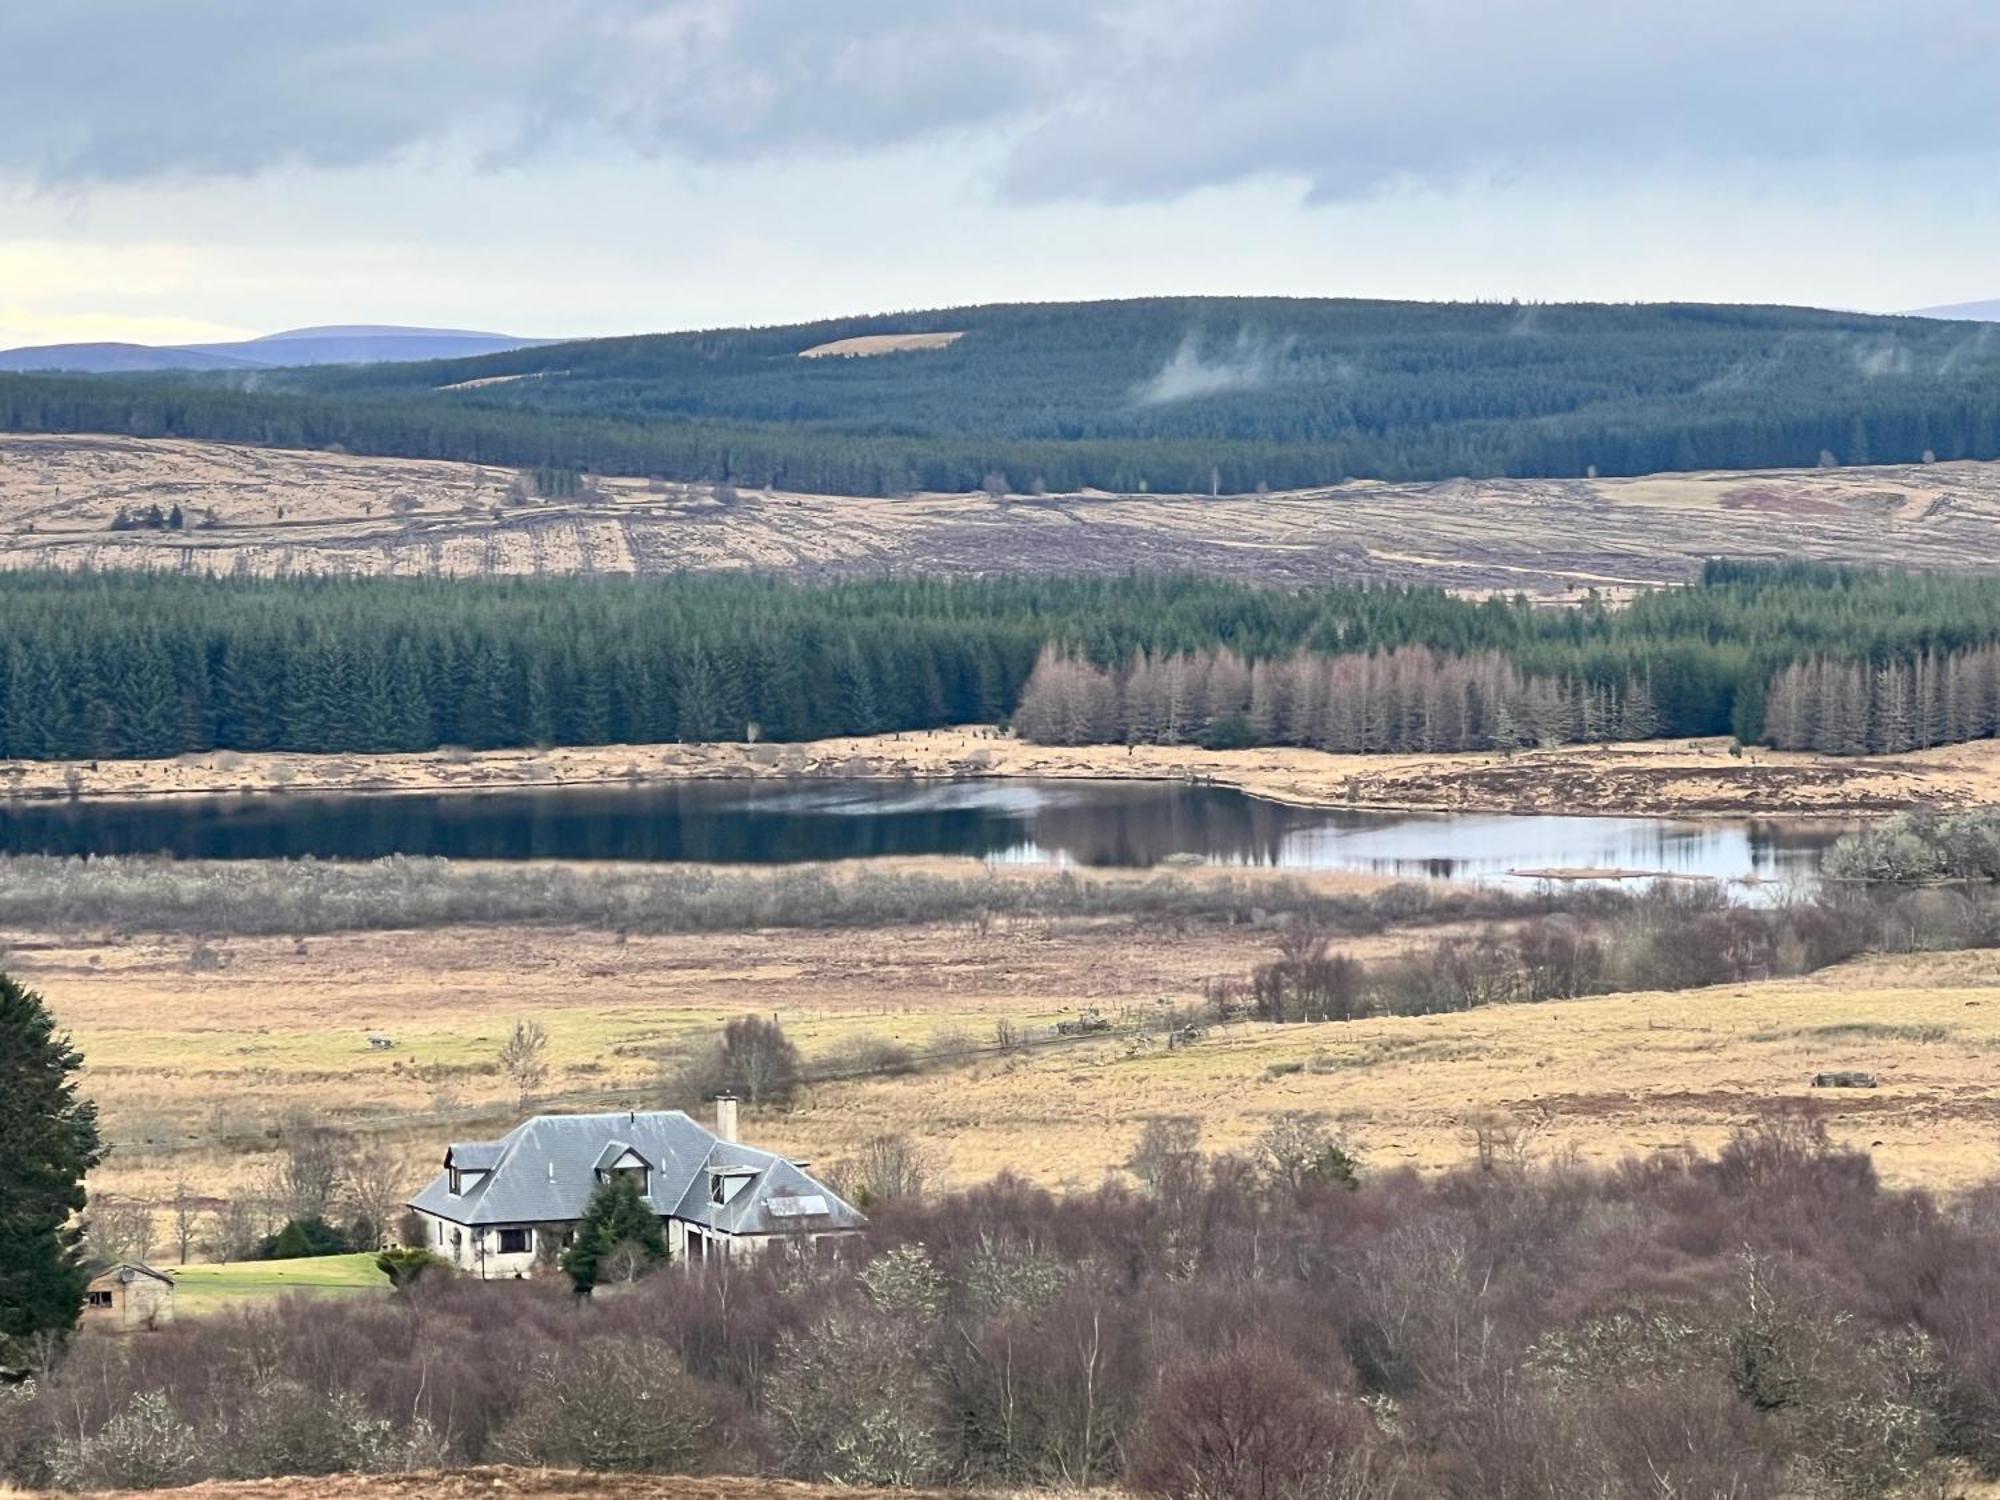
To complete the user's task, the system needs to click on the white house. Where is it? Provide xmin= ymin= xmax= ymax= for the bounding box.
xmin=406 ymin=1099 xmax=864 ymax=1278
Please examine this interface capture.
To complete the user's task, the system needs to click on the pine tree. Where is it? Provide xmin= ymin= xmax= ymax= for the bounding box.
xmin=560 ymin=1174 xmax=667 ymax=1293
xmin=0 ymin=972 xmax=104 ymax=1368
xmin=1617 ymin=672 xmax=1659 ymax=741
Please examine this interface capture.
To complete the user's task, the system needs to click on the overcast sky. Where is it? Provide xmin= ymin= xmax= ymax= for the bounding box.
xmin=4 ymin=0 xmax=1998 ymax=348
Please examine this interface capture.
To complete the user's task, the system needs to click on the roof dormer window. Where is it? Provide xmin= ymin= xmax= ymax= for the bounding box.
xmin=710 ymin=1164 xmax=758 ymax=1206
xmin=445 ymin=1141 xmax=502 ymax=1196
xmin=593 ymin=1143 xmax=652 ymax=1196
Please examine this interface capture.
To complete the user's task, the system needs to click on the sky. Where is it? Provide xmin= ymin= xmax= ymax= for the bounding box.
xmin=4 ymin=0 xmax=1999 ymax=349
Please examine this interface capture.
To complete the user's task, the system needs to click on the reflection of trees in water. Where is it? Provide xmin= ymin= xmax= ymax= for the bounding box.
xmin=0 ymin=784 xmax=1860 ymax=874
xmin=1022 ymin=788 xmax=1316 ymax=867
xmin=0 ymin=782 xmax=1314 ymax=866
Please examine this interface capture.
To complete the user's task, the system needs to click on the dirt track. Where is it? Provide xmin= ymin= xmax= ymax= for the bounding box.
xmin=8 ymin=433 xmax=2000 ymax=595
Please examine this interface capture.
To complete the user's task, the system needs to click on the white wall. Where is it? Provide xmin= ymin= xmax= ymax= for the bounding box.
xmin=421 ymin=1213 xmax=541 ymax=1279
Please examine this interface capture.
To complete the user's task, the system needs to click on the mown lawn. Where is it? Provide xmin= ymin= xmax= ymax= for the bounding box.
xmin=169 ymin=1253 xmax=391 ymax=1314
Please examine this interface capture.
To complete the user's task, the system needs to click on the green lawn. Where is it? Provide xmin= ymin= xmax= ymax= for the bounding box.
xmin=168 ymin=1253 xmax=391 ymax=1314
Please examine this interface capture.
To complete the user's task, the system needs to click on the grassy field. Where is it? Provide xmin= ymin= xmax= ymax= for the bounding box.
xmin=34 ymin=889 xmax=2000 ymax=1233
xmin=50 ymin=888 xmax=1391 ymax=1210
xmin=8 ymin=432 xmax=2000 ymax=595
xmin=786 ymin=947 xmax=2000 ymax=1195
xmin=168 ymin=1253 xmax=388 ymax=1314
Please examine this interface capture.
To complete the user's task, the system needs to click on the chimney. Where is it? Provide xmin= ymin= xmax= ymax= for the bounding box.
xmin=713 ymin=1093 xmax=739 ymax=1144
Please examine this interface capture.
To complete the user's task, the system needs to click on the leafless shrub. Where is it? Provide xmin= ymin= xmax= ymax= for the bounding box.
xmin=669 ymin=1015 xmax=802 ymax=1108
xmin=260 ymin=1111 xmax=354 ymax=1223
xmin=49 ymin=1391 xmax=201 ymax=1491
xmin=1130 ymin=1341 xmax=1377 ymax=1500
xmin=209 ymin=1195 xmax=265 ymax=1262
xmin=84 ymin=1196 xmax=155 ymax=1268
xmin=829 ymin=1134 xmax=942 ymax=1209
xmin=1256 ymin=1112 xmax=1359 ymax=1193
xmin=495 ymin=1340 xmax=713 ymax=1472
xmin=0 ymin=853 xmax=1541 ymax=940
xmin=768 ymin=1304 xmax=946 ymax=1486
xmin=1128 ymin=1116 xmax=1203 ymax=1195
xmin=10 ymin=1123 xmax=1998 ymax=1496
xmin=497 ymin=1018 xmax=551 ymax=1108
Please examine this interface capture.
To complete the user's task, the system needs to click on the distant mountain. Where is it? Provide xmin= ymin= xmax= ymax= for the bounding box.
xmin=0 ymin=341 xmax=268 ymax=373
xmin=0 ymin=325 xmax=548 ymax=373
xmin=1909 ymin=299 xmax=2000 ymax=321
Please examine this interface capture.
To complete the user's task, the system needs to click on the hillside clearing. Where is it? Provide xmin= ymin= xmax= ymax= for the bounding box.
xmin=7 ymin=434 xmax=2000 ymax=593
xmin=796 ymin=331 xmax=964 ymax=357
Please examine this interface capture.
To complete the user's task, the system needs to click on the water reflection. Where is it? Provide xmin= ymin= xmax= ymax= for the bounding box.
xmin=0 ymin=778 xmax=1852 ymax=889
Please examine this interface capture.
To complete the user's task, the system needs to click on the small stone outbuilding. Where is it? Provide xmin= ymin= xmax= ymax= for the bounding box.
xmin=83 ymin=1263 xmax=176 ymax=1330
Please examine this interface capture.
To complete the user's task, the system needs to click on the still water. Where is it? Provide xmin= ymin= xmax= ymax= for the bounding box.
xmin=0 ymin=778 xmax=1850 ymax=890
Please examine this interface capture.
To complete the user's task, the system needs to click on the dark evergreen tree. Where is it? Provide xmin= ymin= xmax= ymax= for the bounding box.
xmin=560 ymin=1174 xmax=667 ymax=1293
xmin=3 ymin=564 xmax=2000 ymax=764
xmin=0 ymin=972 xmax=104 ymax=1368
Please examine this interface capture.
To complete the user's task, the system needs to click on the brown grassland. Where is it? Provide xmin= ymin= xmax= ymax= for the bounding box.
xmin=15 ymin=727 xmax=2000 ymax=819
xmin=26 ymin=870 xmax=2000 ymax=1233
xmin=8 ymin=432 xmax=2000 ymax=593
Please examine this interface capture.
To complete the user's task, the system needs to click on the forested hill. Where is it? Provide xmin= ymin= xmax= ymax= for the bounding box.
xmin=3 ymin=298 xmax=1999 ymax=496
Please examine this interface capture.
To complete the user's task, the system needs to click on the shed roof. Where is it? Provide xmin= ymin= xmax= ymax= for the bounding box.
xmin=89 ymin=1263 xmax=175 ymax=1288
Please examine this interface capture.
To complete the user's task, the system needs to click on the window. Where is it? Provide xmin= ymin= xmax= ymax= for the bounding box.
xmin=497 ymin=1227 xmax=531 ymax=1255
xmin=86 ymin=1290 xmax=113 ymax=1308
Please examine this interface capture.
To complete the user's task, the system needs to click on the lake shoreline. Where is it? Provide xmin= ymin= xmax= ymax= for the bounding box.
xmin=0 ymin=726 xmax=1989 ymax=820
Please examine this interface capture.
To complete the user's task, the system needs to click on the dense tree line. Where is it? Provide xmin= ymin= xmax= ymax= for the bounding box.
xmin=5 ymin=297 xmax=2000 ymax=495
xmin=8 ymin=564 xmax=2000 ymax=761
xmin=0 ymin=572 xmax=1046 ymax=760
xmin=1015 ymin=643 xmax=1657 ymax=751
xmin=1764 ymin=646 xmax=2000 ymax=752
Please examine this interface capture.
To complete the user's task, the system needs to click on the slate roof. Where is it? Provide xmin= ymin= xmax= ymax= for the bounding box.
xmin=409 ymin=1109 xmax=865 ymax=1237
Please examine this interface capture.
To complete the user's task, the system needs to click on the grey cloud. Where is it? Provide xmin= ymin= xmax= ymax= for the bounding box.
xmin=0 ymin=0 xmax=1091 ymax=183
xmin=6 ymin=1 xmax=1999 ymax=200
